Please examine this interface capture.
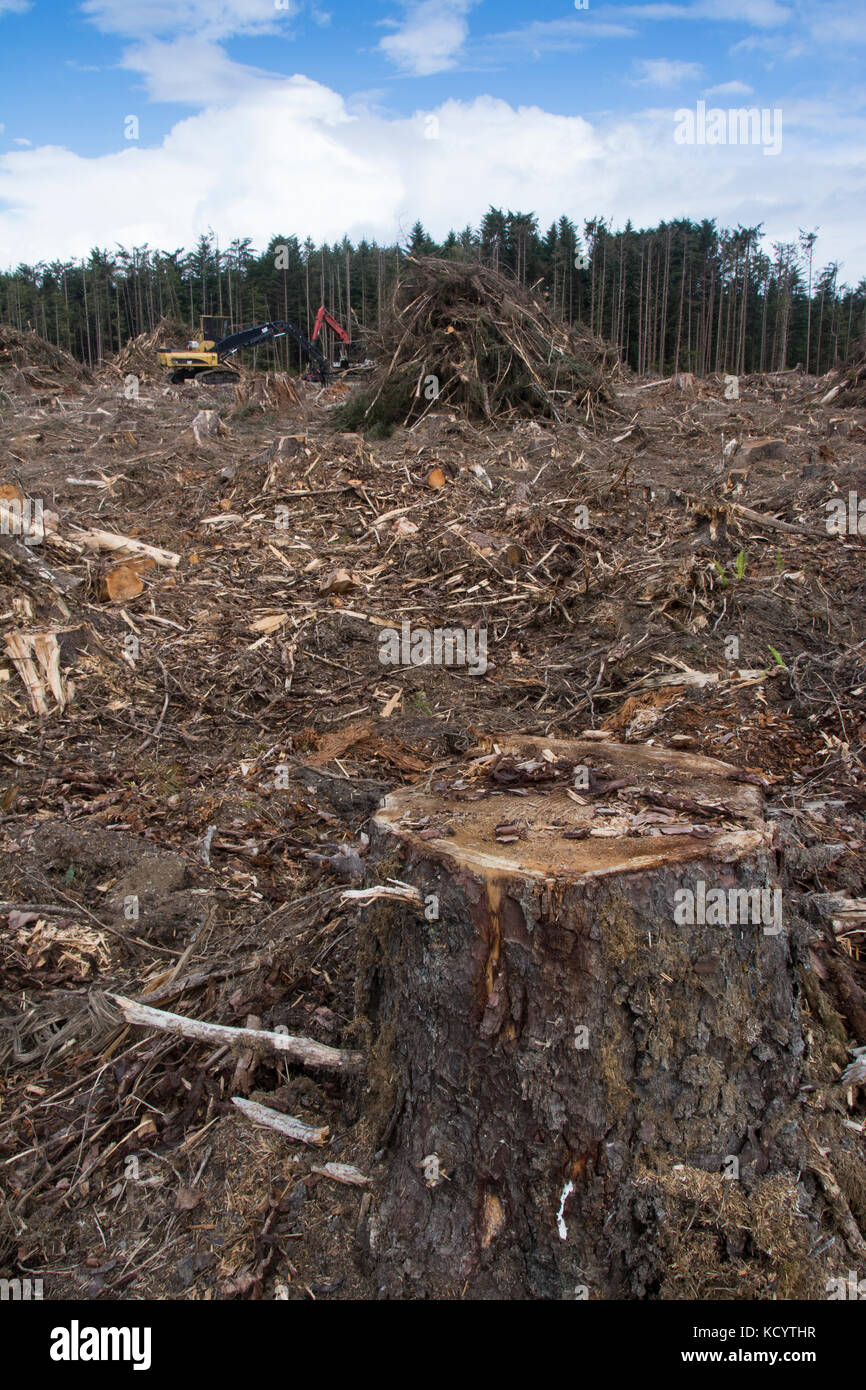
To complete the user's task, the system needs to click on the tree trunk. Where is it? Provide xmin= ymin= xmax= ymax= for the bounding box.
xmin=359 ymin=737 xmax=801 ymax=1299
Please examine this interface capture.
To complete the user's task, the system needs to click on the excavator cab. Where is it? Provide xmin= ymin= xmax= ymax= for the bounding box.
xmin=195 ymin=316 xmax=231 ymax=349
xmin=158 ymin=316 xmax=236 ymax=383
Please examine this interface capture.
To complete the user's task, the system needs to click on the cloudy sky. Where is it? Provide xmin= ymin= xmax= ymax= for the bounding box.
xmin=0 ymin=0 xmax=864 ymax=279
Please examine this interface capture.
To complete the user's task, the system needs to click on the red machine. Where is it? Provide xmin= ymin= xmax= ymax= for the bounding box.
xmin=308 ymin=306 xmax=370 ymax=374
xmin=311 ymin=306 xmax=352 ymax=351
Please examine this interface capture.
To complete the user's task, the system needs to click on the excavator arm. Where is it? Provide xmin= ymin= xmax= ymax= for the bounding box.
xmin=311 ymin=306 xmax=351 ymax=345
xmin=214 ymin=320 xmax=330 ymax=381
xmin=309 ymin=306 xmax=369 ymax=371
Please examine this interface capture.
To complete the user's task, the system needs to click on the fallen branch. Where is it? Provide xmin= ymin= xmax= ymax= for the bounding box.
xmin=311 ymin=1162 xmax=372 ymax=1187
xmin=231 ymin=1097 xmax=328 ymax=1147
xmin=809 ymin=1159 xmax=866 ymax=1259
xmin=340 ymin=883 xmax=425 ymax=910
xmin=70 ymin=526 xmax=180 ymax=568
xmin=110 ymin=994 xmax=364 ymax=1072
xmin=0 ymin=901 xmax=80 ymax=915
xmin=726 ymin=501 xmax=823 ymax=539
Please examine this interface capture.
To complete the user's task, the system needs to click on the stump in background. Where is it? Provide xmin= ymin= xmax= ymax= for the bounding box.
xmin=358 ymin=737 xmax=802 ymax=1299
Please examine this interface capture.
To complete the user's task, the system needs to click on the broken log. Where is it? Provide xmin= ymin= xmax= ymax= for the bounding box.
xmin=357 ymin=736 xmax=801 ymax=1299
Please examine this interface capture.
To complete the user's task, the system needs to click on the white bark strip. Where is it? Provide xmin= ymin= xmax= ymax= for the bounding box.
xmin=111 ymin=993 xmax=364 ymax=1072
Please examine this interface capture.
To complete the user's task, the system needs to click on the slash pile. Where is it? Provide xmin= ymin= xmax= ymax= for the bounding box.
xmin=334 ymin=255 xmax=620 ymax=436
xmin=110 ymin=317 xmax=189 ymax=380
xmin=0 ymin=326 xmax=92 ymax=395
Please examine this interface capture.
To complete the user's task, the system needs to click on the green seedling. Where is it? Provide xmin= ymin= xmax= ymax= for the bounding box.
xmin=767 ymin=645 xmax=788 ymax=671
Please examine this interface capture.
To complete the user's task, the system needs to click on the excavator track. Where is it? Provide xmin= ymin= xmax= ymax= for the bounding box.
xmin=170 ymin=367 xmax=239 ymax=385
xmin=195 ymin=368 xmax=241 ymax=385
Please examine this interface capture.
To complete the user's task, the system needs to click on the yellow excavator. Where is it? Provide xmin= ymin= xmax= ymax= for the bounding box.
xmin=158 ymin=315 xmax=329 ymax=385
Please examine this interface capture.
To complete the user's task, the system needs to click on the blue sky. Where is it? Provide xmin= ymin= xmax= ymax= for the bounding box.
xmin=0 ymin=0 xmax=864 ymax=278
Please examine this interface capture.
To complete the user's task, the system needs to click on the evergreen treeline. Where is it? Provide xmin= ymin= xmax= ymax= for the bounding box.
xmin=1 ymin=212 xmax=863 ymax=377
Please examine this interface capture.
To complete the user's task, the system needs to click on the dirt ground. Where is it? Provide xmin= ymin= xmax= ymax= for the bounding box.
xmin=0 ymin=356 xmax=864 ymax=1299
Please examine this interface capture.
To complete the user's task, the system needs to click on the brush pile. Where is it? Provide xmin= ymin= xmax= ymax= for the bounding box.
xmin=333 ymin=256 xmax=619 ymax=436
xmin=232 ymin=371 xmax=301 ymax=415
xmin=836 ymin=341 xmax=866 ymax=407
xmin=813 ymin=339 xmax=866 ymax=407
xmin=111 ymin=316 xmax=189 ymax=380
xmin=0 ymin=326 xmax=92 ymax=395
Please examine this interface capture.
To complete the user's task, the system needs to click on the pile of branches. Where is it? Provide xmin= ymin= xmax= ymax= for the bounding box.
xmin=0 ymin=326 xmax=92 ymax=394
xmin=111 ymin=316 xmax=188 ymax=379
xmin=232 ymin=371 xmax=301 ymax=416
xmin=813 ymin=339 xmax=866 ymax=408
xmin=837 ymin=341 xmax=866 ymax=406
xmin=333 ymin=256 xmax=619 ymax=436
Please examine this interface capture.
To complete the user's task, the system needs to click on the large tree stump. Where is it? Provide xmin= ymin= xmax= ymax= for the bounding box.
xmin=358 ymin=737 xmax=802 ymax=1299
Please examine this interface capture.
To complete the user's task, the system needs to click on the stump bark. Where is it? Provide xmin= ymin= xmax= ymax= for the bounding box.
xmin=359 ymin=737 xmax=802 ymax=1299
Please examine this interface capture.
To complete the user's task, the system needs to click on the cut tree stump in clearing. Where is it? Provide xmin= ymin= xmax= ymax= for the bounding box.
xmin=358 ymin=737 xmax=802 ymax=1299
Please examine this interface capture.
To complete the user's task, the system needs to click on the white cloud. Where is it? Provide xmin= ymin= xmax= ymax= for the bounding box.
xmin=81 ymin=0 xmax=296 ymax=40
xmin=729 ymin=32 xmax=807 ymax=59
xmin=617 ymin=1 xmax=791 ymax=27
xmin=120 ymin=37 xmax=284 ymax=104
xmin=1 ymin=83 xmax=864 ymax=277
xmin=694 ymin=0 xmax=790 ymax=25
xmin=81 ymin=0 xmax=308 ymax=105
xmin=479 ymin=17 xmax=636 ymax=58
xmin=633 ymin=59 xmax=704 ymax=87
xmin=807 ymin=2 xmax=866 ymax=46
xmin=0 ymin=0 xmax=30 ymax=13
xmin=379 ymin=0 xmax=474 ymax=76
xmin=704 ymin=80 xmax=754 ymax=96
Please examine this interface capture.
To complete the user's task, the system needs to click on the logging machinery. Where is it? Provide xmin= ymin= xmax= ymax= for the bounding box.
xmin=308 ymin=305 xmax=371 ymax=374
xmin=311 ymin=305 xmax=364 ymax=368
xmin=158 ymin=315 xmax=330 ymax=385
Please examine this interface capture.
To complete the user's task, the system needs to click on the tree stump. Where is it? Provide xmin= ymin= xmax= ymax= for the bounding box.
xmin=359 ymin=736 xmax=802 ymax=1299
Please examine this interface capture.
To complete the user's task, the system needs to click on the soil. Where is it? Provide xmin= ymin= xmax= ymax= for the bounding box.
xmin=0 ymin=348 xmax=864 ymax=1300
